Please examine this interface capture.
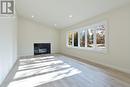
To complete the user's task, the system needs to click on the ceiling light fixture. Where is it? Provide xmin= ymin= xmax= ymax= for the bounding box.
xmin=54 ymin=24 xmax=57 ymax=26
xmin=69 ymin=14 xmax=73 ymax=18
xmin=32 ymin=15 xmax=34 ymax=18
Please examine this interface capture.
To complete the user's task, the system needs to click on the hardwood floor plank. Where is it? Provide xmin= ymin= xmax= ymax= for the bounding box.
xmin=1 ymin=54 xmax=130 ymax=87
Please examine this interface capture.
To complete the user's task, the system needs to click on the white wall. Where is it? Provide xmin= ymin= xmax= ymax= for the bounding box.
xmin=18 ymin=17 xmax=60 ymax=57
xmin=0 ymin=17 xmax=17 ymax=85
xmin=60 ymin=4 xmax=130 ymax=73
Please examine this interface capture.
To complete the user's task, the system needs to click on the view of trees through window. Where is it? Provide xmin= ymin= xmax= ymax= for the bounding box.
xmin=67 ymin=21 xmax=106 ymax=50
xmin=87 ymin=29 xmax=94 ymax=48
xmin=96 ymin=24 xmax=105 ymax=48
xmin=80 ymin=31 xmax=85 ymax=47
xmin=74 ymin=32 xmax=78 ymax=46
xmin=68 ymin=32 xmax=72 ymax=46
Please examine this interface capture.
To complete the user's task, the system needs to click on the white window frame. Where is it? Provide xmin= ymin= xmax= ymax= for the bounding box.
xmin=66 ymin=20 xmax=108 ymax=53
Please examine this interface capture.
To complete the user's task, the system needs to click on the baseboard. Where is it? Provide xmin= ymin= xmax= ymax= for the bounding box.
xmin=90 ymin=59 xmax=130 ymax=74
xmin=60 ymin=53 xmax=130 ymax=83
xmin=2 ymin=53 xmax=129 ymax=85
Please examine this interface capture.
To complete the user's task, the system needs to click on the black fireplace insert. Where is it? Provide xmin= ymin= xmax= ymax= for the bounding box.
xmin=34 ymin=43 xmax=51 ymax=55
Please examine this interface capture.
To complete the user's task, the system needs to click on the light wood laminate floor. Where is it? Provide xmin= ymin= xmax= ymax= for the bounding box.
xmin=1 ymin=54 xmax=130 ymax=87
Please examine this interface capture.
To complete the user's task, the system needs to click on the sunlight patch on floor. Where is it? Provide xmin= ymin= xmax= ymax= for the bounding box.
xmin=8 ymin=67 xmax=81 ymax=87
xmin=14 ymin=63 xmax=71 ymax=79
xmin=19 ymin=56 xmax=55 ymax=62
xmin=18 ymin=60 xmax=64 ymax=70
xmin=7 ymin=56 xmax=81 ymax=87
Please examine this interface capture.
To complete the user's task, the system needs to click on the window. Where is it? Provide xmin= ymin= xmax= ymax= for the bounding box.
xmin=96 ymin=24 xmax=105 ymax=48
xmin=87 ymin=29 xmax=94 ymax=48
xmin=68 ymin=32 xmax=73 ymax=46
xmin=67 ymin=21 xmax=107 ymax=53
xmin=74 ymin=32 xmax=78 ymax=46
xmin=80 ymin=31 xmax=85 ymax=47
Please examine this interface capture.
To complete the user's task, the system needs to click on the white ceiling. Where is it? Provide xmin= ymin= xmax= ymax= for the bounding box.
xmin=16 ymin=0 xmax=130 ymax=29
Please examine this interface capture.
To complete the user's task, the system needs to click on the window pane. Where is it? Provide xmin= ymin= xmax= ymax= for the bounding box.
xmin=74 ymin=32 xmax=78 ymax=46
xmin=68 ymin=32 xmax=72 ymax=46
xmin=80 ymin=31 xmax=85 ymax=47
xmin=96 ymin=24 xmax=105 ymax=48
xmin=87 ymin=29 xmax=94 ymax=48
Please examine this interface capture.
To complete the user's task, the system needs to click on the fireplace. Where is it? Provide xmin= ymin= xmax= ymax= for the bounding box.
xmin=34 ymin=43 xmax=51 ymax=55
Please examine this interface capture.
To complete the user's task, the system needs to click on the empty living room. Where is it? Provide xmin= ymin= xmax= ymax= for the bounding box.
xmin=0 ymin=0 xmax=130 ymax=87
